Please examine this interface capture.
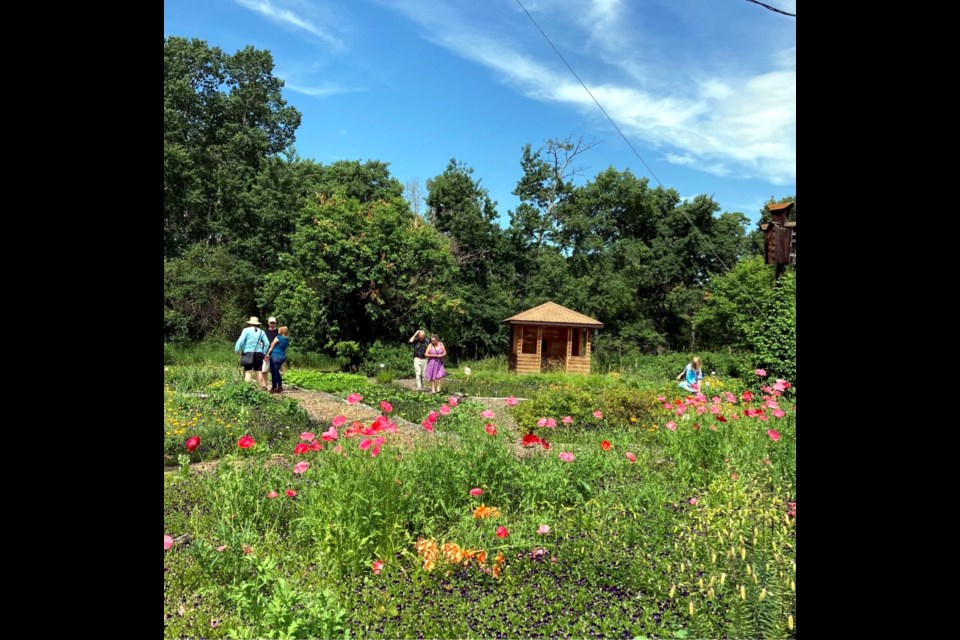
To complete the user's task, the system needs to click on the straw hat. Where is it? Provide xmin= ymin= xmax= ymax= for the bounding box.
xmin=246 ymin=316 xmax=262 ymax=326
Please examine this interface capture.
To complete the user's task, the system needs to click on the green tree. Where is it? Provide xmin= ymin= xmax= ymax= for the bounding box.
xmin=164 ymin=37 xmax=301 ymax=258
xmin=697 ymin=255 xmax=796 ymax=381
xmin=259 ymin=192 xmax=458 ymax=353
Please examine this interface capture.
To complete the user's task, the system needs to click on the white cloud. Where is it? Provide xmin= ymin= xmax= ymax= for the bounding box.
xmin=284 ymin=82 xmax=354 ymax=98
xmin=234 ymin=0 xmax=343 ymax=49
xmin=385 ymin=0 xmax=796 ymax=185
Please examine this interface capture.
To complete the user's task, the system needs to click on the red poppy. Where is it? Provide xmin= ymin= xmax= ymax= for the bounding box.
xmin=185 ymin=436 xmax=200 ymax=452
xmin=237 ymin=435 xmax=255 ymax=449
xmin=600 ymin=440 xmax=611 ymax=451
xmin=294 ymin=443 xmax=310 ymax=455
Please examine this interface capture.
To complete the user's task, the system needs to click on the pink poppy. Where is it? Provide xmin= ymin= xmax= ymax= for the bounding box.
xmin=237 ymin=435 xmax=255 ymax=449
xmin=480 ymin=410 xmax=495 ymax=419
xmin=164 ymin=535 xmax=174 ymax=551
xmin=537 ymin=418 xmax=548 ymax=428
xmin=300 ymin=432 xmax=316 ymax=442
xmin=370 ymin=445 xmax=382 ymax=457
xmin=216 ymin=545 xmax=226 ymax=552
xmin=537 ymin=525 xmax=550 ymax=535
xmin=185 ymin=436 xmax=200 ymax=452
xmin=428 ymin=411 xmax=439 ymax=423
xmin=321 ymin=426 xmax=338 ymax=441
xmin=657 ymin=396 xmax=666 ymax=402
xmin=755 ymin=368 xmax=767 ymax=376
xmin=333 ymin=445 xmax=343 ymax=453
xmin=470 ymin=488 xmax=483 ymax=496
xmin=346 ymin=393 xmax=363 ymax=405
xmin=268 ymin=491 xmax=278 ymax=499
xmin=689 ymin=497 xmax=698 ymax=506
xmin=448 ymin=396 xmax=458 ymax=407
xmin=767 ymin=429 xmax=781 ymax=442
xmin=773 ymin=409 xmax=786 ymax=418
xmin=625 ymin=452 xmax=636 ymax=463
xmin=372 ymin=560 xmax=383 ymax=575
xmin=562 ymin=416 xmax=573 ymax=424
xmin=294 ymin=443 xmax=310 ymax=455
xmin=724 ymin=392 xmax=737 ymax=404
xmin=440 ymin=404 xmax=452 ymax=415
xmin=485 ymin=423 xmax=497 ymax=436
xmin=359 ymin=438 xmax=372 ymax=450
xmin=558 ymin=452 xmax=575 ymax=462
xmin=380 ymin=401 xmax=393 ymax=413
xmin=293 ymin=461 xmax=310 ymax=474
xmin=506 ymin=396 xmax=518 ymax=406
xmin=546 ymin=418 xmax=557 ymax=428
xmin=666 ymin=421 xmax=677 ymax=431
xmin=741 ymin=391 xmax=753 ymax=403
xmin=422 ymin=420 xmax=434 ymax=432
xmin=592 ymin=410 xmax=603 ymax=419
xmin=663 ymin=402 xmax=673 ymax=410
xmin=332 ymin=415 xmax=347 ymax=427
xmin=286 ymin=489 xmax=297 ymax=497
xmin=310 ymin=441 xmax=323 ymax=451
xmin=731 ymin=473 xmax=739 ymax=480
xmin=496 ymin=526 xmax=509 ymax=538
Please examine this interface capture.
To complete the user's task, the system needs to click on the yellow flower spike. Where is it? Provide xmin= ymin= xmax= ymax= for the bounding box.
xmin=727 ymin=548 xmax=735 ymax=560
xmin=720 ymin=572 xmax=726 ymax=586
xmin=740 ymin=547 xmax=746 ymax=561
xmin=746 ymin=565 xmax=752 ymax=576
xmin=688 ymin=601 xmax=695 ymax=616
xmin=711 ymin=552 xmax=717 ymax=564
xmin=708 ymin=588 xmax=715 ymax=600
xmin=791 ymin=580 xmax=796 ymax=592
xmin=669 ymin=585 xmax=676 ymax=598
xmin=739 ymin=585 xmax=746 ymax=600
xmin=758 ymin=588 xmax=767 ymax=602
xmin=788 ymin=615 xmax=794 ymax=631
xmin=752 ymin=574 xmax=759 ymax=585
xmin=698 ymin=577 xmax=704 ymax=590
xmin=679 ymin=563 xmax=685 ymax=573
xmin=709 ymin=575 xmax=715 ymax=587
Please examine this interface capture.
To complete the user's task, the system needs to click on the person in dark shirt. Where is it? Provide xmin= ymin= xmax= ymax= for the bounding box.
xmin=408 ymin=329 xmax=429 ymax=391
xmin=262 ymin=317 xmax=281 ymax=389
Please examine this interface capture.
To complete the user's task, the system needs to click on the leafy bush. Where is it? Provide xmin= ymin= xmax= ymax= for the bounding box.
xmin=281 ymin=370 xmax=370 ymax=393
xmin=361 ymin=341 xmax=412 ymax=377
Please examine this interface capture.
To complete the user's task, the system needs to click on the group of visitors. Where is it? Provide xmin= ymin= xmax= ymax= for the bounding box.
xmin=235 ymin=316 xmax=290 ymax=393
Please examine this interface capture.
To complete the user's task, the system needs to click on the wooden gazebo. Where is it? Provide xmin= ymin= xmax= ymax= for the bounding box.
xmin=502 ymin=302 xmax=603 ymax=374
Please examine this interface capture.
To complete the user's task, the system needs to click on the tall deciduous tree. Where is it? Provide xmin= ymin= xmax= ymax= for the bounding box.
xmin=164 ymin=37 xmax=301 ymax=258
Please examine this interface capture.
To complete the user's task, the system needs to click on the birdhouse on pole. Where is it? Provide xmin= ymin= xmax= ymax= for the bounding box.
xmin=760 ymin=202 xmax=795 ymax=269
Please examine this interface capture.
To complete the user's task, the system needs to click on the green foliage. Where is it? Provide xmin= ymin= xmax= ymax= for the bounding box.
xmin=698 ymin=256 xmax=796 ymax=381
xmin=280 ymin=370 xmax=369 ymax=393
xmin=259 ymin=192 xmax=458 ymax=352
xmin=360 ymin=341 xmax=411 ymax=377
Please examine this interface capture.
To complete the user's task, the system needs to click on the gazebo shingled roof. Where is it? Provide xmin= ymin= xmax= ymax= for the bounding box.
xmin=502 ymin=302 xmax=603 ymax=328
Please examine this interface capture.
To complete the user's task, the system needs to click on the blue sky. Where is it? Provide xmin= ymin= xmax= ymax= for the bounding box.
xmin=164 ymin=0 xmax=796 ymax=225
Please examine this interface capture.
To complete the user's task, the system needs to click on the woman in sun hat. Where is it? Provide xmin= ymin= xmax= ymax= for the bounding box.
xmin=234 ymin=317 xmax=269 ymax=387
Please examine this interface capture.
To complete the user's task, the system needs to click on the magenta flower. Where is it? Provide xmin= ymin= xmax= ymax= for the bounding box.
xmin=164 ymin=535 xmax=174 ymax=551
xmin=332 ymin=415 xmax=347 ymax=427
xmin=537 ymin=525 xmax=551 ymax=535
xmin=380 ymin=401 xmax=393 ymax=413
xmin=321 ymin=426 xmax=338 ymax=441
xmin=666 ymin=421 xmax=677 ymax=431
xmin=742 ymin=391 xmax=754 ymax=403
xmin=440 ymin=404 xmax=452 ymax=415
xmin=767 ymin=429 xmax=781 ymax=442
xmin=267 ymin=491 xmax=278 ymax=499
xmin=593 ymin=410 xmax=603 ymax=419
xmin=370 ymin=445 xmax=382 ymax=458
xmin=310 ymin=441 xmax=323 ymax=451
xmin=185 ymin=436 xmax=200 ymax=452
xmin=372 ymin=560 xmax=383 ymax=575
xmin=558 ymin=452 xmax=575 ymax=462
xmin=546 ymin=418 xmax=557 ymax=428
xmin=496 ymin=526 xmax=509 ymax=538
xmin=562 ymin=416 xmax=573 ymax=424
xmin=506 ymin=396 xmax=518 ymax=406
xmin=689 ymin=497 xmax=698 ymax=506
xmin=237 ymin=435 xmax=255 ymax=449
xmin=300 ymin=432 xmax=316 ymax=441
xmin=359 ymin=438 xmax=372 ymax=450
xmin=485 ymin=423 xmax=497 ymax=436
xmin=470 ymin=488 xmax=483 ymax=496
xmin=286 ymin=489 xmax=297 ymax=497
xmin=755 ymin=368 xmax=767 ymax=376
xmin=773 ymin=409 xmax=786 ymax=418
xmin=625 ymin=452 xmax=636 ymax=463
xmin=294 ymin=443 xmax=310 ymax=455
xmin=448 ymin=396 xmax=458 ymax=407
xmin=480 ymin=410 xmax=495 ymax=419
xmin=422 ymin=420 xmax=434 ymax=432
xmin=293 ymin=461 xmax=310 ymax=474
xmin=346 ymin=393 xmax=363 ymax=405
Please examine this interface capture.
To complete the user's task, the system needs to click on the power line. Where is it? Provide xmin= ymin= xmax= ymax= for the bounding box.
xmin=745 ymin=0 xmax=796 ymax=18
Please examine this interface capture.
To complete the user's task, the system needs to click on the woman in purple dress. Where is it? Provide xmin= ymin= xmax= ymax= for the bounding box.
xmin=424 ymin=334 xmax=447 ymax=394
